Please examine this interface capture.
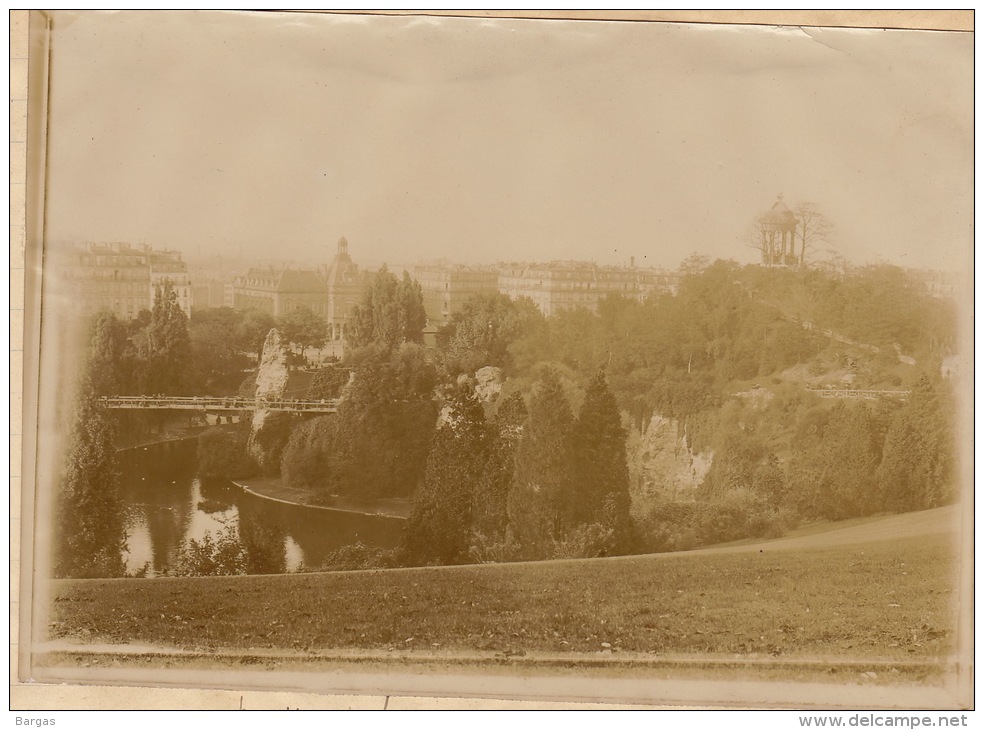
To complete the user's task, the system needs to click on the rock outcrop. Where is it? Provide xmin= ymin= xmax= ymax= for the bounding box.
xmin=629 ymin=414 xmax=711 ymax=516
xmin=247 ymin=328 xmax=290 ymax=471
xmin=474 ymin=366 xmax=503 ymax=403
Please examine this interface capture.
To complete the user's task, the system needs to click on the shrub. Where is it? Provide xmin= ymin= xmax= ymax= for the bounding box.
xmin=633 ymin=501 xmax=700 ymax=554
xmin=693 ymin=488 xmax=788 ymax=545
xmin=307 ymin=366 xmax=351 ymax=399
xmin=170 ymin=525 xmax=247 ymax=576
xmin=634 ymin=490 xmax=790 ymax=553
xmin=550 ymin=523 xmax=615 ymax=560
xmin=197 ymin=426 xmax=256 ymax=479
xmin=249 ymin=412 xmax=295 ymax=476
xmin=319 ymin=542 xmax=403 ymax=571
xmin=468 ymin=530 xmax=524 ymax=564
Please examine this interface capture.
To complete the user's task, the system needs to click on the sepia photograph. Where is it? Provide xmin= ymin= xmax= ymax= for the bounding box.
xmin=15 ymin=10 xmax=973 ymax=711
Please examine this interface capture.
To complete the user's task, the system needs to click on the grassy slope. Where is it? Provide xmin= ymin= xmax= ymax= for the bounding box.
xmin=49 ymin=532 xmax=956 ymax=661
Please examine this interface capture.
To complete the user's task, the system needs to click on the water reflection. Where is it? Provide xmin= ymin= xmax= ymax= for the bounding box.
xmin=120 ymin=439 xmax=405 ymax=576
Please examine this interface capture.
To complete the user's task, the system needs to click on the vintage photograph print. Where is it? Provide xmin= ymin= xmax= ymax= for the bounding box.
xmin=19 ymin=10 xmax=972 ymax=709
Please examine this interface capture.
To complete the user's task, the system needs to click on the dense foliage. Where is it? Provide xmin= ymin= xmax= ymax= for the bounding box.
xmin=55 ymin=322 xmax=129 ymax=579
xmin=281 ymin=344 xmax=437 ymax=499
xmin=739 ymin=264 xmax=957 ymax=361
xmin=404 ymin=384 xmax=491 ymax=565
xmin=71 ymin=257 xmax=961 ymax=576
xmin=437 ymin=293 xmax=549 ymax=375
xmin=78 ymin=297 xmax=279 ymax=399
xmin=877 ymin=374 xmax=957 ymax=512
xmin=507 ymin=368 xmax=578 ymax=555
xmin=276 ymin=306 xmax=328 ymax=363
xmin=196 ymin=425 xmax=256 ymax=480
xmin=571 ymin=370 xmax=633 ymax=553
xmin=347 ymin=268 xmax=427 ymax=349
xmin=136 ymin=279 xmax=192 ymax=395
xmin=188 ymin=307 xmax=252 ymax=392
xmin=306 ymin=365 xmax=351 ymax=399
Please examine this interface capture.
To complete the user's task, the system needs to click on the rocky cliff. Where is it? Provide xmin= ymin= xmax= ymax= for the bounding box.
xmin=247 ymin=328 xmax=290 ymax=471
xmin=629 ymin=413 xmax=712 ymax=516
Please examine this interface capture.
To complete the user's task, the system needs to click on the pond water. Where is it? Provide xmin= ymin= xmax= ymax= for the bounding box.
xmin=119 ymin=439 xmax=405 ymax=576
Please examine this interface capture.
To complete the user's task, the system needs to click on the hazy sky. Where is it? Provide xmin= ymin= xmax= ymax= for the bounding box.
xmin=43 ymin=11 xmax=972 ymax=272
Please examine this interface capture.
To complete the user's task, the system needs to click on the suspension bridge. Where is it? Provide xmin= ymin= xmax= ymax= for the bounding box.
xmin=97 ymin=395 xmax=340 ymax=413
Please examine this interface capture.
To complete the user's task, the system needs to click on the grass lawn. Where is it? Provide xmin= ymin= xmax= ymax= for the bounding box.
xmin=47 ymin=532 xmax=957 ymax=664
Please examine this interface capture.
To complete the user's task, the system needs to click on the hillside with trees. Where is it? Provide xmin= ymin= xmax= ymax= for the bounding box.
xmin=408 ymin=259 xmax=959 ymax=562
xmin=67 ymin=261 xmax=962 ymax=575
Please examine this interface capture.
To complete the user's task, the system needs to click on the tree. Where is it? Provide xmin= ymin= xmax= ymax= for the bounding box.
xmin=743 ymin=200 xmax=831 ymax=269
xmin=339 ymin=343 xmax=437 ymax=497
xmin=280 ymin=415 xmax=340 ymax=494
xmin=438 ymin=292 xmax=549 ymax=375
xmin=549 ymin=306 xmax=603 ymax=374
xmin=473 ymin=392 xmax=527 ymax=540
xmin=55 ymin=350 xmax=127 ymax=578
xmin=700 ymin=431 xmax=763 ymax=499
xmin=571 ymin=370 xmax=632 ymax=552
xmin=507 ymin=367 xmax=577 ymax=555
xmin=276 ymin=306 xmax=328 ymax=362
xmin=395 ymin=271 xmax=427 ymax=345
xmin=237 ymin=500 xmax=287 ymax=574
xmin=137 ymin=279 xmax=191 ymax=394
xmin=347 ymin=268 xmax=426 ymax=349
xmin=307 ymin=365 xmax=351 ymax=400
xmin=679 ymin=253 xmax=711 ymax=276
xmin=188 ymin=307 xmax=250 ymax=392
xmin=752 ymin=452 xmax=786 ymax=503
xmin=794 ymin=202 xmax=833 ymax=269
xmin=127 ymin=308 xmax=152 ymax=338
xmin=404 ymin=383 xmax=490 ymax=565
xmin=85 ymin=311 xmax=132 ymax=396
xmin=744 ymin=213 xmax=784 ymax=267
xmin=281 ymin=343 xmax=438 ymax=499
xmin=235 ymin=308 xmax=276 ymax=362
xmin=877 ymin=374 xmax=956 ymax=512
xmin=787 ymin=402 xmax=880 ymax=520
xmin=197 ymin=425 xmax=256 ymax=480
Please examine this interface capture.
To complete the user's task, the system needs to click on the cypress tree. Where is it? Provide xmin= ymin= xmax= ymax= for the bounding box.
xmin=572 ymin=370 xmax=632 ymax=552
xmin=404 ymin=383 xmax=489 ymax=565
xmin=473 ymin=391 xmax=527 ymax=540
xmin=348 ymin=268 xmax=426 ymax=349
xmin=507 ymin=368 xmax=576 ymax=556
xmin=139 ymin=279 xmax=191 ymax=395
xmin=877 ymin=374 xmax=956 ymax=511
xmin=793 ymin=402 xmax=880 ymax=520
xmin=56 ymin=380 xmax=127 ymax=578
xmin=86 ymin=311 xmax=131 ymax=396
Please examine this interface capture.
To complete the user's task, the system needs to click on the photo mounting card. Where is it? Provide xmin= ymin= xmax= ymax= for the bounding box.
xmin=15 ymin=9 xmax=973 ymax=711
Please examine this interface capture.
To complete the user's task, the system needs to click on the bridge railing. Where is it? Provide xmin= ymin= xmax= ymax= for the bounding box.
xmin=808 ymin=389 xmax=910 ymax=400
xmin=97 ymin=396 xmax=340 ymax=412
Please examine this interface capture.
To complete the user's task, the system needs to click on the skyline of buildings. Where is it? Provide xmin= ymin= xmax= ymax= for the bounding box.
xmin=54 ymin=237 xmax=957 ymax=357
xmin=55 ymin=242 xmax=193 ymax=321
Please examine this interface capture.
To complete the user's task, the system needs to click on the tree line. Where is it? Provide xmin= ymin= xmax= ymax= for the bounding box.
xmin=57 ymin=261 xmax=961 ymax=577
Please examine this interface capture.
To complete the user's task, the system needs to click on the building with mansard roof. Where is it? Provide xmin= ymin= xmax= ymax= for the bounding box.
xmin=232 ymin=266 xmax=328 ymax=317
xmin=497 ymin=261 xmax=639 ymax=317
xmin=413 ymin=261 xmax=500 ymax=328
xmin=54 ymin=241 xmax=193 ymax=321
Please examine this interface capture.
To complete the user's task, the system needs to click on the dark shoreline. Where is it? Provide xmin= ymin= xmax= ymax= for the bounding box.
xmin=118 ymin=432 xmax=409 ymax=520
